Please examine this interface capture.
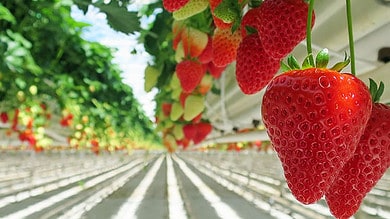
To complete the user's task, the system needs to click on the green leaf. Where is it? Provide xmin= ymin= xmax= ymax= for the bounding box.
xmin=302 ymin=54 xmax=313 ymax=69
xmin=245 ymin=26 xmax=258 ymax=35
xmin=330 ymin=58 xmax=350 ymax=72
xmin=0 ymin=3 xmax=16 ymax=24
xmin=15 ymin=78 xmax=26 ymax=89
xmin=287 ymin=55 xmax=301 ymax=70
xmin=315 ymin=48 xmax=329 ymax=68
xmin=94 ymin=1 xmax=140 ymax=34
xmin=369 ymin=78 xmax=385 ymax=103
xmin=376 ymin=81 xmax=385 ymax=102
xmin=280 ymin=61 xmax=291 ymax=72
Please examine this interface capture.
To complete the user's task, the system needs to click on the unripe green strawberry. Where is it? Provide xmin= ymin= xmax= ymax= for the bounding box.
xmin=172 ymin=123 xmax=185 ymax=140
xmin=170 ymin=102 xmax=184 ymax=121
xmin=170 ymin=73 xmax=183 ymax=99
xmin=173 ymin=0 xmax=209 ymax=21
xmin=144 ymin=65 xmax=160 ymax=92
xmin=213 ymin=0 xmax=240 ymax=24
xmin=170 ymin=72 xmax=182 ymax=90
xmin=175 ymin=41 xmax=185 ymax=62
xmin=184 ymin=94 xmax=205 ymax=121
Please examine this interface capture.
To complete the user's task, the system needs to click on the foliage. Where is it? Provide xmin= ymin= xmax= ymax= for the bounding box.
xmin=0 ymin=0 xmax=161 ymax=152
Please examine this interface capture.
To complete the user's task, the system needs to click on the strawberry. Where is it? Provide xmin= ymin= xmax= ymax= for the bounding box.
xmin=181 ymin=27 xmax=209 ymax=58
xmin=198 ymin=36 xmax=213 ymax=64
xmin=176 ymin=59 xmax=206 ymax=93
xmin=172 ymin=20 xmax=185 ymax=50
xmin=183 ymin=123 xmax=197 ymax=141
xmin=173 ymin=0 xmax=209 ymax=21
xmin=0 ymin=112 xmax=8 ymax=123
xmin=163 ymin=0 xmax=190 ymax=12
xmin=212 ymin=27 xmax=242 ymax=67
xmin=193 ymin=122 xmax=213 ymax=144
xmin=161 ymin=102 xmax=172 ymax=116
xmin=236 ymin=33 xmax=280 ymax=94
xmin=177 ymin=137 xmax=191 ymax=149
xmin=258 ymin=0 xmax=315 ymax=59
xmin=175 ymin=41 xmax=185 ymax=62
xmin=144 ymin=65 xmax=160 ymax=92
xmin=209 ymin=0 xmax=233 ymax=29
xmin=325 ymin=102 xmax=390 ymax=219
xmin=261 ymin=68 xmax=372 ymax=204
xmin=240 ymin=7 xmax=262 ymax=38
xmin=170 ymin=102 xmax=184 ymax=121
xmin=191 ymin=112 xmax=203 ymax=123
xmin=173 ymin=124 xmax=185 ymax=140
xmin=179 ymin=92 xmax=190 ymax=107
xmin=207 ymin=61 xmax=226 ymax=79
xmin=183 ymin=94 xmax=205 ymax=121
xmin=212 ymin=0 xmax=240 ymax=25
xmin=12 ymin=108 xmax=19 ymax=131
xmin=196 ymin=73 xmax=213 ymax=95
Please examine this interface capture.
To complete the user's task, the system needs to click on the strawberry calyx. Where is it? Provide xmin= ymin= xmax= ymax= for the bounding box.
xmin=369 ymin=78 xmax=385 ymax=103
xmin=281 ymin=48 xmax=351 ymax=72
xmin=248 ymin=0 xmax=261 ymax=8
xmin=214 ymin=0 xmax=244 ymax=32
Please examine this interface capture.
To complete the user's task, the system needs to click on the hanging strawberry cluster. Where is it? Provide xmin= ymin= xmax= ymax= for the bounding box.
xmin=154 ymin=0 xmax=390 ymax=218
xmin=153 ymin=0 xmax=317 ymax=152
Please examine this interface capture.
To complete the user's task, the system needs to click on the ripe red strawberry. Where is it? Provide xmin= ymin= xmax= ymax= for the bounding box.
xmin=325 ymin=103 xmax=390 ymax=219
xmin=207 ymin=61 xmax=226 ymax=79
xmin=212 ymin=27 xmax=242 ymax=67
xmin=176 ymin=59 xmax=206 ymax=93
xmin=183 ymin=123 xmax=197 ymax=141
xmin=193 ymin=122 xmax=213 ymax=144
xmin=181 ymin=27 xmax=208 ymax=58
xmin=162 ymin=102 xmax=172 ymax=116
xmin=258 ymin=0 xmax=315 ymax=59
xmin=261 ymin=68 xmax=372 ymax=204
xmin=236 ymin=33 xmax=280 ymax=94
xmin=198 ymin=36 xmax=213 ymax=64
xmin=12 ymin=108 xmax=19 ymax=131
xmin=0 ymin=112 xmax=8 ymax=123
xmin=240 ymin=7 xmax=262 ymax=38
xmin=163 ymin=0 xmax=190 ymax=12
xmin=180 ymin=92 xmax=190 ymax=106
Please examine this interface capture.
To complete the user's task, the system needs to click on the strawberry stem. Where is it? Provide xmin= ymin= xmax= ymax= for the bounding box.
xmin=306 ymin=0 xmax=315 ymax=66
xmin=346 ymin=0 xmax=356 ymax=75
